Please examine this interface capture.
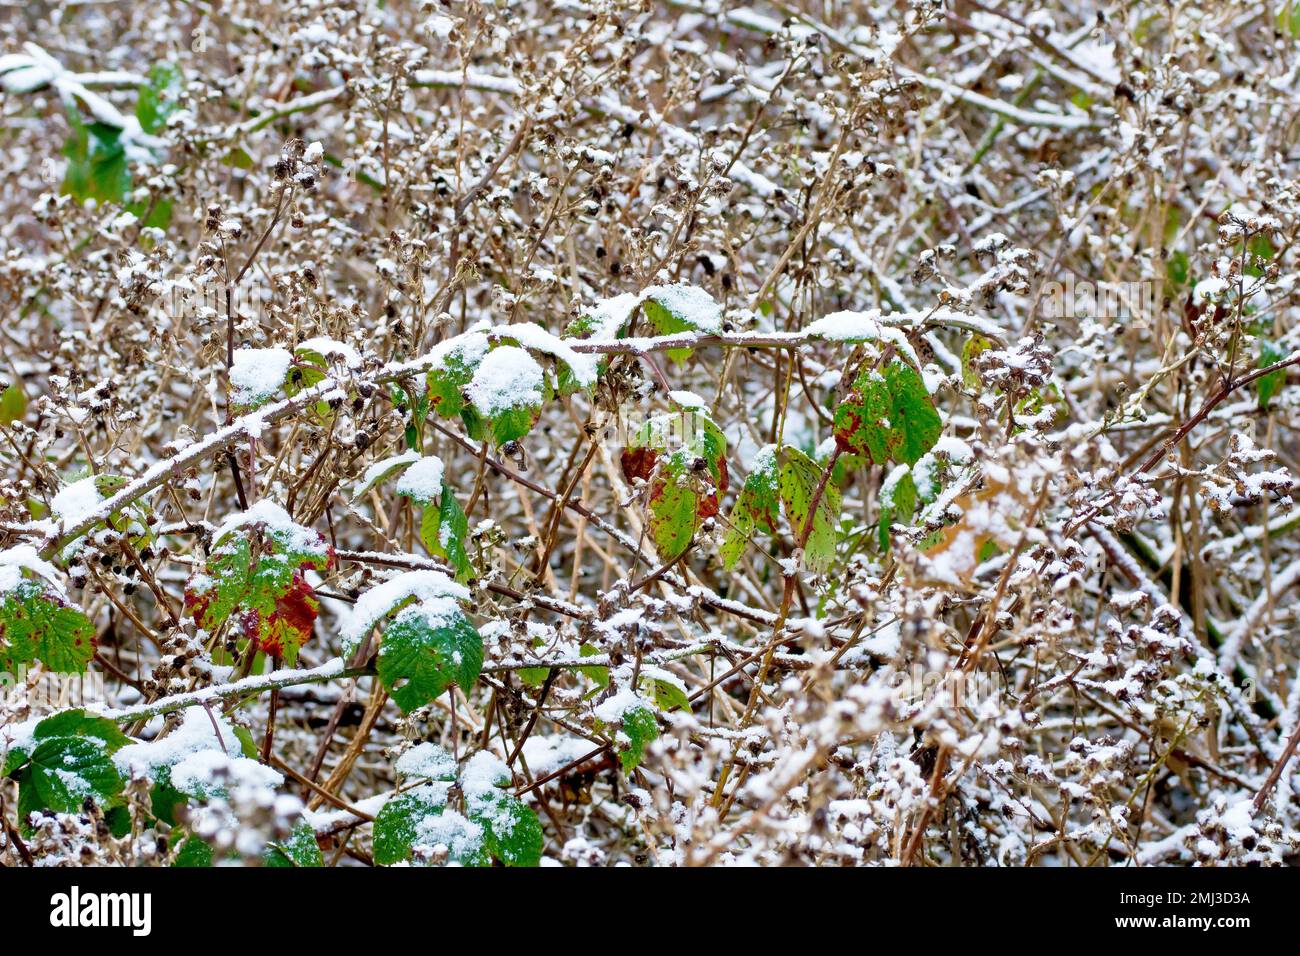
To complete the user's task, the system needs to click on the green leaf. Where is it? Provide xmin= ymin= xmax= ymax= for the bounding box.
xmin=834 ymin=360 xmax=942 ymax=466
xmin=1258 ymin=340 xmax=1287 ymax=410
xmin=0 ymin=580 xmax=96 ymax=674
xmin=373 ymin=786 xmax=490 ymax=867
xmin=223 ymin=147 xmax=255 ymax=170
xmin=470 ymin=791 xmax=543 ymax=867
xmin=720 ymin=445 xmax=780 ymax=569
xmin=0 ymin=382 xmax=26 ymax=425
xmin=640 ymin=286 xmax=722 ymax=366
xmin=488 ymin=402 xmax=541 ymax=445
xmin=373 ymin=790 xmax=433 ymax=865
xmin=377 ymin=603 xmax=483 ymax=712
xmin=616 ymin=705 xmax=659 ymax=772
xmin=1247 ymin=233 xmax=1275 ymax=278
xmin=647 ymin=456 xmax=698 ymax=561
xmin=631 ymin=408 xmax=729 ymax=562
xmin=105 ymin=804 xmax=132 ymax=838
xmin=3 ymin=744 xmax=30 ymax=777
xmin=646 ymin=676 xmax=690 ymax=712
xmin=285 ymin=347 xmax=336 ymax=421
xmin=352 ymin=450 xmax=419 ymax=500
xmin=877 ymin=465 xmax=918 ymax=551
xmin=149 ymin=775 xmax=189 ymax=827
xmin=33 ymin=709 xmax=129 ymax=753
xmin=778 ymin=447 xmax=842 ymax=573
xmin=61 ymin=111 xmax=130 ymax=205
xmin=419 ymin=479 xmax=474 ymax=582
xmin=961 ymin=334 xmax=994 ymax=391
xmin=136 ymin=62 xmax=183 ymax=135
xmin=446 ymin=342 xmax=547 ymax=446
xmin=130 ymin=198 xmax=173 ymax=231
xmin=173 ymin=835 xmax=213 ymax=867
xmin=426 ymin=333 xmax=488 ymax=423
xmin=20 ymin=736 xmax=123 ymax=817
xmin=517 ymin=663 xmax=550 ymax=688
xmin=1166 ymin=250 xmax=1190 ymax=290
xmin=578 ymin=643 xmax=609 ymax=688
xmin=1282 ymin=0 xmax=1300 ymax=38
xmin=232 ymin=724 xmax=260 ymax=759
xmin=264 ymin=822 xmax=323 ymax=867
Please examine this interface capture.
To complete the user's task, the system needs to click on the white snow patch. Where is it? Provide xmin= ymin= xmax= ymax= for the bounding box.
xmin=230 ymin=347 xmax=292 ymax=406
xmin=466 ymin=346 xmax=544 ymax=416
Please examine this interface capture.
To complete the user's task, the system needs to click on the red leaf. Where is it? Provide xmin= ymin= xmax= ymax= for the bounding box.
xmin=621 ymin=446 xmax=659 ymax=483
xmin=255 ymin=572 xmax=320 ymax=659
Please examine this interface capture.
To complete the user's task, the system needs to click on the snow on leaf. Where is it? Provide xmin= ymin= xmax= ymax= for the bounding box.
xmin=168 ymin=749 xmax=282 ymax=800
xmin=229 ymin=347 xmax=293 ymax=409
xmin=113 ymin=707 xmax=248 ymax=825
xmin=426 ymin=329 xmax=490 ymax=431
xmin=373 ymin=785 xmax=488 ymax=867
xmin=490 ymin=321 xmax=600 ymax=390
xmin=615 ymin=705 xmax=659 ymax=773
xmin=394 ymin=455 xmax=445 ymax=506
xmin=395 ymin=742 xmax=458 ymax=781
xmin=264 ymin=822 xmax=324 ymax=867
xmin=352 ymin=449 xmax=421 ymax=500
xmin=172 ymin=836 xmax=214 ymax=868
xmin=877 ymin=464 xmax=918 ymax=551
xmin=18 ymin=734 xmax=124 ymax=824
xmin=471 ymin=789 xmax=543 ymax=867
xmin=568 ymin=291 xmax=640 ymax=340
xmin=466 ymin=345 xmax=545 ymax=445
xmin=341 ymin=569 xmax=470 ymax=656
xmin=459 ymin=751 xmax=542 ymax=867
xmin=376 ymin=600 xmax=483 ymax=713
xmin=641 ymin=284 xmax=723 ymax=365
xmin=5 ymin=709 xmax=127 ymax=778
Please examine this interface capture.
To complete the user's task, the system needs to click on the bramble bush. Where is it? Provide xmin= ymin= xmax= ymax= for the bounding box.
xmin=1 ymin=0 xmax=1299 ymax=867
